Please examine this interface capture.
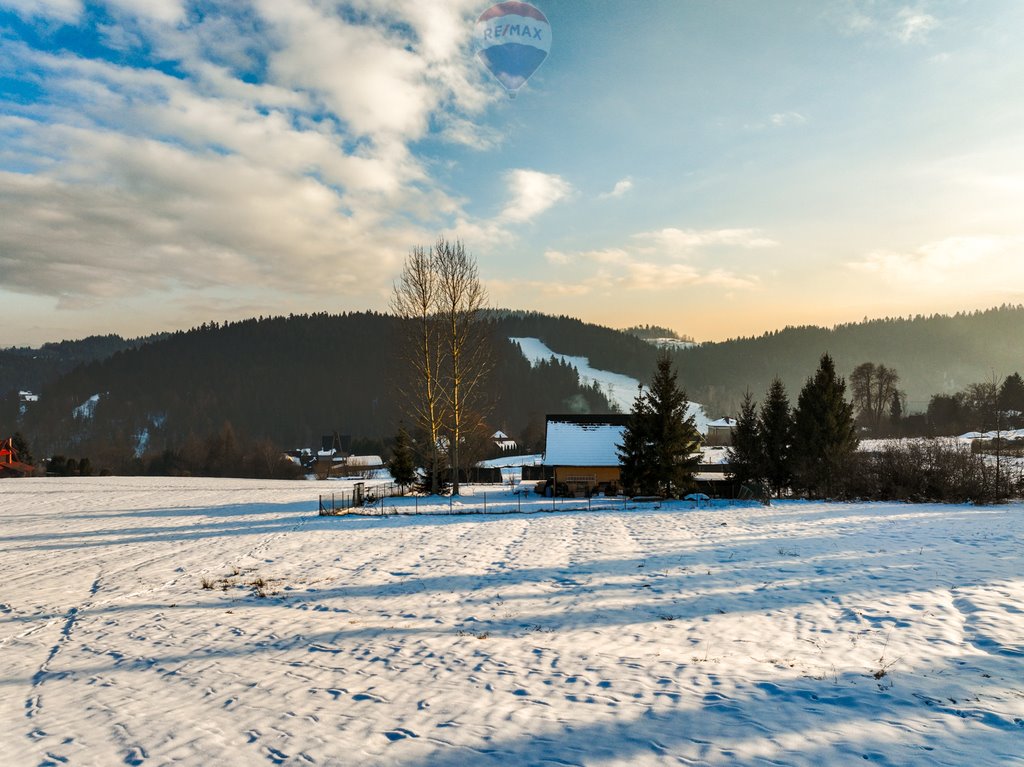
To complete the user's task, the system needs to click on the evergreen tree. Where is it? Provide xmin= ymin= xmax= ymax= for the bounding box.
xmin=618 ymin=353 xmax=701 ymax=497
xmin=999 ymin=372 xmax=1024 ymax=427
xmin=728 ymin=390 xmax=762 ymax=487
xmin=388 ymin=426 xmax=417 ymax=488
xmin=618 ymin=384 xmax=655 ymax=496
xmin=12 ymin=432 xmax=32 ymax=465
xmin=759 ymin=378 xmax=793 ymax=497
xmin=888 ymin=389 xmax=904 ymax=436
xmin=790 ymin=353 xmax=858 ymax=498
xmin=646 ymin=352 xmax=701 ymax=496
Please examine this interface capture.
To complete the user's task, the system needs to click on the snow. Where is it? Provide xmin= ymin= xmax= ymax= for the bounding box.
xmin=72 ymin=393 xmax=100 ymax=419
xmin=346 ymin=455 xmax=384 ymax=467
xmin=545 ymin=419 xmax=626 ymax=467
xmin=510 ymin=336 xmax=711 ymax=432
xmin=134 ymin=428 xmax=149 ymax=458
xmin=475 ymin=453 xmax=543 ymax=468
xmin=2 ymin=476 xmax=1023 ymax=766
xmin=708 ymin=417 xmax=737 ymax=428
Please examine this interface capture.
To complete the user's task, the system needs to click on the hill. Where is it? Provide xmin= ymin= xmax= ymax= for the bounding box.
xmin=5 ymin=306 xmax=1024 ymax=467
xmin=671 ymin=306 xmax=1024 ymax=415
xmin=2 ymin=313 xmax=616 ymax=464
xmin=0 ymin=334 xmax=148 ymax=398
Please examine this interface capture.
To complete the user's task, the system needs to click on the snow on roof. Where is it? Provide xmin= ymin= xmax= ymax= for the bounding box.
xmin=476 ymin=453 xmax=544 ymax=468
xmin=707 ymin=418 xmax=736 ymax=428
xmin=346 ymin=455 xmax=384 ymax=467
xmin=545 ymin=420 xmax=626 ymax=467
xmin=700 ymin=446 xmax=731 ymax=465
xmin=492 ymin=430 xmax=509 ymax=440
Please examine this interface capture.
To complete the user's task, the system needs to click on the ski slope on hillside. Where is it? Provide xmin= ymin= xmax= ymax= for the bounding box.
xmin=2 ymin=477 xmax=1022 ymax=766
xmin=510 ymin=336 xmax=710 ymax=432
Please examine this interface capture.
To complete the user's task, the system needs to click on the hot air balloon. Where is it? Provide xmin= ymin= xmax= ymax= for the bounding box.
xmin=475 ymin=2 xmax=551 ymax=98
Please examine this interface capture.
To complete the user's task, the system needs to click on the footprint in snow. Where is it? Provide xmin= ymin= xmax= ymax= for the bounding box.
xmin=123 ymin=745 xmax=148 ymax=766
xmin=352 ymin=692 xmax=386 ymax=703
xmin=383 ymin=728 xmax=419 ymax=742
xmin=264 ymin=746 xmax=289 ymax=764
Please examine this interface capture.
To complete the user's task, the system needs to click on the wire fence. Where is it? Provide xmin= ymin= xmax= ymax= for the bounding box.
xmin=318 ymin=481 xmax=408 ymax=515
xmin=317 ymin=488 xmax=721 ymax=518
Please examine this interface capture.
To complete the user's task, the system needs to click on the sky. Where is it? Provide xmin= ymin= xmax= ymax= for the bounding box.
xmin=1 ymin=0 xmax=1023 ymax=347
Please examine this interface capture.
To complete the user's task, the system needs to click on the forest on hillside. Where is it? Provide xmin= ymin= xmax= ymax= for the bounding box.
xmin=2 ymin=312 xmax=612 ymax=469
xmin=671 ymin=306 xmax=1024 ymax=417
xmin=4 ymin=306 xmax=1023 ymax=473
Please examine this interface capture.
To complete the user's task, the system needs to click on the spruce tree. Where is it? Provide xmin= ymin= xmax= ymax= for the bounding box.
xmin=790 ymin=354 xmax=858 ymax=498
xmin=646 ymin=352 xmax=701 ymax=496
xmin=759 ymin=378 xmax=793 ymax=497
xmin=389 ymin=426 xmax=416 ymax=488
xmin=11 ymin=432 xmax=32 ymax=465
xmin=618 ymin=384 xmax=654 ymax=495
xmin=619 ymin=353 xmax=701 ymax=497
xmin=728 ymin=391 xmax=762 ymax=487
xmin=888 ymin=390 xmax=904 ymax=436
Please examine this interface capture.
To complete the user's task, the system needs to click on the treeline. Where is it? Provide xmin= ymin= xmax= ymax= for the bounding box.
xmin=925 ymin=372 xmax=1024 ymax=434
xmin=4 ymin=312 xmax=615 ymax=468
xmin=0 ymin=334 xmax=140 ymax=398
xmin=21 ymin=423 xmax=304 ymax=479
xmin=731 ymin=356 xmax=1023 ymax=503
xmin=672 ymin=305 xmax=1024 ymax=417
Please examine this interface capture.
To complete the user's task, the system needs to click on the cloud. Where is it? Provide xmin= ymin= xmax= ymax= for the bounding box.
xmin=635 ymin=227 xmax=778 ymax=256
xmin=0 ymin=1 xmax=500 ymax=309
xmin=833 ymin=3 xmax=939 ymax=44
xmin=2 ymin=0 xmax=81 ymax=22
xmin=600 ymin=177 xmax=634 ymax=199
xmin=893 ymin=8 xmax=938 ymax=43
xmin=847 ymin=235 xmax=1024 ymax=290
xmin=498 ymin=169 xmax=573 ymax=223
xmin=769 ymin=111 xmax=807 ymax=127
xmin=520 ymin=226 xmax=768 ymax=298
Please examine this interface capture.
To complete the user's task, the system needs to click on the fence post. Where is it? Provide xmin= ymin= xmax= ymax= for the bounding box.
xmin=518 ymin=493 xmax=521 ymax=514
xmin=483 ymin=492 xmax=486 ymax=514
xmin=331 ymin=493 xmax=335 ymax=513
xmin=449 ymin=494 xmax=453 ymax=514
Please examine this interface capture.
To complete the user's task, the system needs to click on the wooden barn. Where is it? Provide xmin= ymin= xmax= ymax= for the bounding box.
xmin=543 ymin=414 xmax=630 ymax=496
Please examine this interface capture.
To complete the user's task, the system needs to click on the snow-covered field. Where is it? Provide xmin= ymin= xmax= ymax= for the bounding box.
xmin=2 ymin=477 xmax=1023 ymax=766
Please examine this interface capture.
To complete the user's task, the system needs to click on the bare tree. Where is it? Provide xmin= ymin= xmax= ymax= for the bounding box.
xmin=391 ymin=246 xmax=444 ymax=494
xmin=434 ymin=238 xmax=491 ymax=495
xmin=850 ymin=362 xmax=901 ymax=434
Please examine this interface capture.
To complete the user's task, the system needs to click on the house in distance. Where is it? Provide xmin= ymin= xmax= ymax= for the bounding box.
xmin=543 ymin=414 xmax=630 ymax=496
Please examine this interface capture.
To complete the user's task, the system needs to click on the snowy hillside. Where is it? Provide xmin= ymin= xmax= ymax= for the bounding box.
xmin=2 ymin=477 xmax=1022 ymax=766
xmin=511 ymin=336 xmax=711 ymax=432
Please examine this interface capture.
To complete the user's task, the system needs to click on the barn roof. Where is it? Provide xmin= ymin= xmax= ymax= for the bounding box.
xmin=544 ymin=415 xmax=627 ymax=467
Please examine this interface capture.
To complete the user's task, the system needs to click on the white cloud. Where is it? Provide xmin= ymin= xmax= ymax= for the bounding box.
xmin=106 ymin=0 xmax=185 ymax=24
xmin=600 ymin=177 xmax=634 ymax=199
xmin=847 ymin=235 xmax=1024 ymax=290
xmin=1 ymin=0 xmax=81 ymax=21
xmin=635 ymin=227 xmax=778 ymax=256
xmin=498 ymin=169 xmax=573 ymax=223
xmin=0 ymin=1 xmax=500 ymax=310
xmin=769 ymin=111 xmax=807 ymax=127
xmin=833 ymin=3 xmax=940 ymax=44
xmin=894 ymin=8 xmax=938 ymax=43
xmin=523 ymin=225 xmax=768 ymax=298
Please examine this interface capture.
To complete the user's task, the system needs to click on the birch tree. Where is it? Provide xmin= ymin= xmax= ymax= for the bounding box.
xmin=434 ymin=238 xmax=491 ymax=495
xmin=392 ymin=238 xmax=490 ymax=495
xmin=391 ymin=246 xmax=444 ymax=494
